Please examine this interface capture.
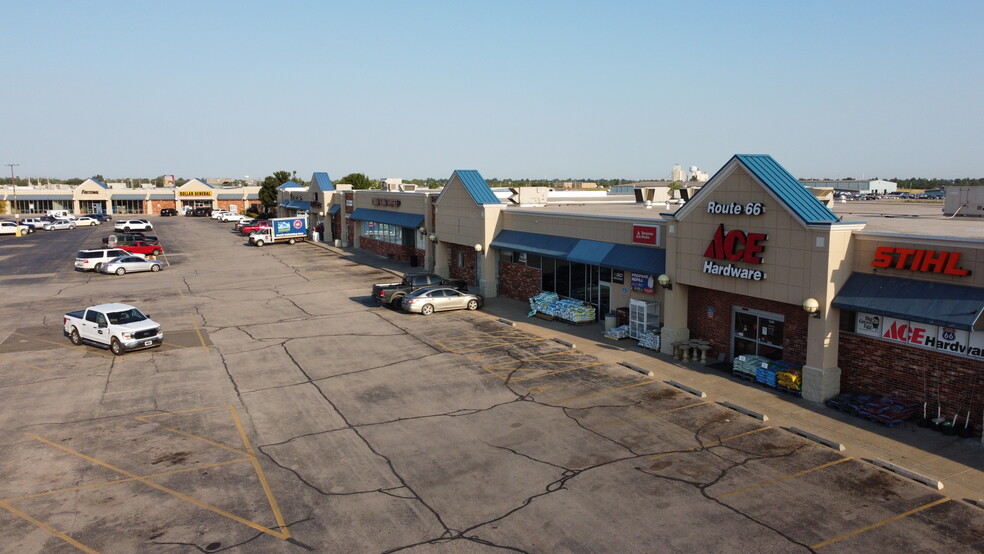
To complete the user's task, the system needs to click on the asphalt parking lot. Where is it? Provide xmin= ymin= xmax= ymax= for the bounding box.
xmin=0 ymin=215 xmax=982 ymax=553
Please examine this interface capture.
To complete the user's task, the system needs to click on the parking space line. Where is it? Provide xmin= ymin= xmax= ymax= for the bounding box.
xmin=3 ymin=459 xmax=250 ymax=503
xmin=26 ymin=432 xmax=290 ymax=540
xmin=481 ymin=352 xmax=603 ymax=382
xmin=134 ymin=414 xmax=252 ymax=457
xmin=716 ymin=457 xmax=852 ymax=499
xmin=811 ymin=497 xmax=951 ymax=549
xmin=187 ymin=313 xmax=209 ymax=353
xmin=228 ymin=405 xmax=290 ymax=538
xmin=12 ymin=332 xmax=115 ymax=359
xmin=0 ymin=354 xmax=46 ymax=372
xmin=0 ymin=500 xmax=98 ymax=554
xmin=548 ymin=379 xmax=659 ymax=406
xmin=649 ymin=427 xmax=772 ymax=460
xmin=589 ymin=401 xmax=711 ymax=430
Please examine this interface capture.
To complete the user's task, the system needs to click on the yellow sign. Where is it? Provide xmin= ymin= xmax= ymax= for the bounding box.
xmin=179 ymin=191 xmax=212 ymax=197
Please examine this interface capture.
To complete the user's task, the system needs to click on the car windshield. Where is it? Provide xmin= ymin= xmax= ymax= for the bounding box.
xmin=107 ymin=308 xmax=147 ymax=325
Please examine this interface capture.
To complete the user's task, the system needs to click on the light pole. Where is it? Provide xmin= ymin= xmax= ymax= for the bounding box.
xmin=5 ymin=163 xmax=19 ymax=237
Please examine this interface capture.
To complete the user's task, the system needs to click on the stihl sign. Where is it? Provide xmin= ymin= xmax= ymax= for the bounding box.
xmin=871 ymin=247 xmax=970 ymax=276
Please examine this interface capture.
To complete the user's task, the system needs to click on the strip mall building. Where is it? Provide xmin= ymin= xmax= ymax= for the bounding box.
xmin=313 ymin=155 xmax=983 ymax=426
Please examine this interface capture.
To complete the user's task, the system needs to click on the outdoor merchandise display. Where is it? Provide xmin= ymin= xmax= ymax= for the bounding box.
xmin=826 ymin=393 xmax=920 ymax=427
xmin=528 ymin=292 xmax=597 ymax=323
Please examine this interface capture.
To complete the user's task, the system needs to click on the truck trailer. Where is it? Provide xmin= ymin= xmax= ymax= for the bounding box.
xmin=249 ymin=217 xmax=308 ymax=246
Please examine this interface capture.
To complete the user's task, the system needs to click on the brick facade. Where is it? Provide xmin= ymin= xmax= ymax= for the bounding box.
xmin=447 ymin=243 xmax=478 ymax=286
xmin=499 ymin=261 xmax=542 ymax=301
xmin=687 ymin=286 xmax=809 ymax=366
xmin=150 ymin=200 xmax=177 ymax=214
xmin=359 ymin=237 xmax=424 ymax=266
xmin=839 ymin=332 xmax=984 ymax=432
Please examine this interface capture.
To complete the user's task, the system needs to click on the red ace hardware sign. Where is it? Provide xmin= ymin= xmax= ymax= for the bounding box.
xmin=855 ymin=312 xmax=984 ymax=360
xmin=633 ymin=224 xmax=659 ymax=245
xmin=871 ymin=247 xmax=970 ymax=276
xmin=702 ymin=224 xmax=767 ymax=281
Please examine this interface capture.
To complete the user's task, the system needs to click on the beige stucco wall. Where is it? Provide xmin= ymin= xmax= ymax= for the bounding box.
xmin=500 ymin=211 xmax=665 ymax=247
xmin=850 ymin=234 xmax=983 ymax=287
xmin=435 ymin=176 xmax=496 ymax=248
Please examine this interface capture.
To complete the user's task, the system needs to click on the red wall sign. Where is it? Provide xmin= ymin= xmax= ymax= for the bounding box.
xmin=871 ymin=247 xmax=970 ymax=276
xmin=703 ymin=224 xmax=767 ymax=264
xmin=633 ymin=224 xmax=658 ymax=245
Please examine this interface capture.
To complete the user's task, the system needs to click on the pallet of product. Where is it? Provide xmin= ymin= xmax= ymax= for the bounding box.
xmin=732 ymin=354 xmax=770 ymax=380
xmin=638 ymin=332 xmax=661 ymax=351
xmin=604 ymin=325 xmax=631 ymax=340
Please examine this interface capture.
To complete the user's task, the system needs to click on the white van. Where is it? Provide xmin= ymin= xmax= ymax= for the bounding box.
xmin=47 ymin=209 xmax=71 ymax=219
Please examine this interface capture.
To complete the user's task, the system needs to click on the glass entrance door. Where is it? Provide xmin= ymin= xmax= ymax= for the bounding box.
xmin=731 ymin=307 xmax=784 ymax=360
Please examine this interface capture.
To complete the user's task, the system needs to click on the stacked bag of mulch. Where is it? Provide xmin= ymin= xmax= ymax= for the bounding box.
xmin=604 ymin=325 xmax=631 ymax=339
xmin=768 ymin=360 xmax=802 ymax=392
xmin=529 ymin=292 xmax=560 ymax=316
xmin=552 ymin=298 xmax=596 ymax=323
xmin=638 ymin=332 xmax=661 ymax=351
xmin=732 ymin=354 xmax=770 ymax=380
xmin=825 ymin=393 xmax=919 ymax=426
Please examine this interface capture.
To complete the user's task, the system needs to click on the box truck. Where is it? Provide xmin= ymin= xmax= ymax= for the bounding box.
xmin=248 ymin=217 xmax=307 ymax=246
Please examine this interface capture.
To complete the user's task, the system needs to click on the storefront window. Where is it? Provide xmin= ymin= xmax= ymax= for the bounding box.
xmin=13 ymin=200 xmax=54 ymax=214
xmin=361 ymin=221 xmax=402 ymax=244
xmin=112 ymin=200 xmax=144 ymax=214
xmin=733 ymin=308 xmax=784 ymax=360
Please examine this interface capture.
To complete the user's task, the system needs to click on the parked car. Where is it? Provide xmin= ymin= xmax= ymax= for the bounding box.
xmin=117 ymin=241 xmax=163 ymax=256
xmin=99 ymin=255 xmax=164 ymax=275
xmin=241 ymin=221 xmax=272 ymax=235
xmin=63 ymin=303 xmax=163 ymax=355
xmin=20 ymin=217 xmax=47 ymax=230
xmin=160 ymin=208 xmax=178 ymax=216
xmin=401 ymin=287 xmax=484 ymax=315
xmin=74 ymin=215 xmax=101 ymax=226
xmin=115 ymin=219 xmax=153 ymax=232
xmin=210 ymin=210 xmax=229 ymax=220
xmin=234 ymin=219 xmax=256 ymax=232
xmin=372 ymin=273 xmax=469 ymax=307
xmin=84 ymin=213 xmax=112 ymax=222
xmin=0 ymin=221 xmax=34 ymax=235
xmin=75 ymin=248 xmax=138 ymax=272
xmin=220 ymin=212 xmax=245 ymax=222
xmin=43 ymin=219 xmax=77 ymax=231
xmin=102 ymin=233 xmax=159 ymax=246
xmin=186 ymin=207 xmax=212 ymax=217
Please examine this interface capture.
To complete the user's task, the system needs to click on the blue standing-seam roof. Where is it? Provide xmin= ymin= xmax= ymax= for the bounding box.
xmin=312 ymin=172 xmax=335 ymax=192
xmin=735 ymin=154 xmax=839 ymax=224
xmin=453 ymin=170 xmax=500 ymax=205
xmin=277 ymin=180 xmax=304 ymax=190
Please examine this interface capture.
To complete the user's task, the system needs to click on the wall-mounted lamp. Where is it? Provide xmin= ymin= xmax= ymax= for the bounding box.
xmin=428 ymin=233 xmax=438 ymax=243
xmin=802 ymin=298 xmax=821 ymax=319
xmin=656 ymin=274 xmax=672 ymax=290
xmin=418 ymin=226 xmax=426 ymax=236
xmin=474 ymin=243 xmax=483 ymax=252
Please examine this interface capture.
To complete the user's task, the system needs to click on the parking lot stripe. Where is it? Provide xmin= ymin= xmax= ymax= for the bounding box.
xmin=228 ymin=405 xmax=291 ymax=538
xmin=13 ymin=332 xmax=115 ymax=359
xmin=649 ymin=427 xmax=772 ymax=460
xmin=0 ymin=500 xmax=98 ymax=554
xmin=589 ymin=401 xmax=711 ymax=430
xmin=716 ymin=457 xmax=852 ymax=499
xmin=188 ymin=313 xmax=209 ymax=352
xmin=26 ymin=432 xmax=291 ymax=540
xmin=0 ymin=354 xmax=46 ymax=372
xmin=134 ymin=416 xmax=251 ymax=457
xmin=3 ymin=459 xmax=251 ymax=502
xmin=548 ymin=379 xmax=659 ymax=405
xmin=811 ymin=497 xmax=951 ymax=549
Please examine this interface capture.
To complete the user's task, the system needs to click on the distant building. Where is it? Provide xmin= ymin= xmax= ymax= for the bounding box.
xmin=559 ymin=181 xmax=598 ymax=189
xmin=799 ymin=179 xmax=897 ymax=195
xmin=671 ymin=164 xmax=685 ymax=182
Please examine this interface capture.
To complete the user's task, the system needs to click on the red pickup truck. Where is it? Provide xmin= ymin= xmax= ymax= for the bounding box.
xmin=241 ymin=221 xmax=271 ymax=235
xmin=119 ymin=241 xmax=163 ymax=256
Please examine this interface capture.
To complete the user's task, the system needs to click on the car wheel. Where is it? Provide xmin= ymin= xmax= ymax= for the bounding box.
xmin=116 ymin=267 xmax=126 ymax=275
xmin=255 ymin=240 xmax=264 ymax=247
xmin=151 ymin=264 xmax=161 ymax=272
xmin=70 ymin=225 xmax=76 ymax=229
xmin=467 ymin=299 xmax=479 ymax=310
xmin=288 ymin=238 xmax=296 ymax=245
xmin=421 ymin=304 xmax=435 ymax=315
xmin=110 ymin=337 xmax=124 ymax=356
xmin=390 ymin=295 xmax=404 ymax=309
xmin=69 ymin=327 xmax=82 ymax=346
xmin=94 ymin=263 xmax=102 ymax=272
xmin=123 ymin=227 xmax=131 ymax=231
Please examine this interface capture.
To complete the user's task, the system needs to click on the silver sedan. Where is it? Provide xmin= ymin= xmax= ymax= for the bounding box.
xmin=400 ymin=287 xmax=483 ymax=315
xmin=42 ymin=219 xmax=76 ymax=231
xmin=99 ymin=255 xmax=164 ymax=276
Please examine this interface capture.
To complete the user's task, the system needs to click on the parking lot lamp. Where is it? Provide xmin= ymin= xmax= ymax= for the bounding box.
xmin=6 ymin=163 xmax=19 ymax=236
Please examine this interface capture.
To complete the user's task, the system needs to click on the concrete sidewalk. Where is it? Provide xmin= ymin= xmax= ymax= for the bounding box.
xmin=309 ymin=239 xmax=984 ymax=507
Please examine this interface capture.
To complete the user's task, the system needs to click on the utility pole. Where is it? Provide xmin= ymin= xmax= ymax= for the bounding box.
xmin=5 ymin=163 xmax=19 ymax=237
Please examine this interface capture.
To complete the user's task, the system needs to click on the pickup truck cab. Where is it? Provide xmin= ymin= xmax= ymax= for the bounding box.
xmin=63 ymin=303 xmax=164 ymax=355
xmin=119 ymin=241 xmax=163 ymax=256
xmin=372 ymin=273 xmax=469 ymax=306
xmin=241 ymin=221 xmax=272 ymax=235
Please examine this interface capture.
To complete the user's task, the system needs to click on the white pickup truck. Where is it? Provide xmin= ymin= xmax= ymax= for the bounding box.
xmin=63 ymin=303 xmax=164 ymax=355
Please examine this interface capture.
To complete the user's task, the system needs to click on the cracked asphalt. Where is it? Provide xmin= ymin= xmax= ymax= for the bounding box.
xmin=0 ymin=218 xmax=982 ymax=553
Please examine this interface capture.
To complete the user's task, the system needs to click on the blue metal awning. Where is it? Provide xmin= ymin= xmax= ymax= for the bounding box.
xmin=567 ymin=239 xmax=614 ymax=265
xmin=349 ymin=208 xmax=423 ymax=228
xmin=284 ymin=200 xmax=310 ymax=210
xmin=112 ymin=194 xmax=147 ymax=200
xmin=832 ymin=272 xmax=984 ymax=331
xmin=490 ymin=230 xmax=578 ymax=258
xmin=328 ymin=204 xmax=341 ymax=215
xmin=602 ymin=244 xmax=666 ymax=276
xmin=216 ymin=193 xmax=243 ymax=199
xmin=10 ymin=195 xmax=72 ymax=201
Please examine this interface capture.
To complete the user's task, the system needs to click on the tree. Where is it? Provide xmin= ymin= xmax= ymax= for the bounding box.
xmin=259 ymin=170 xmax=294 ymax=210
xmin=91 ymin=174 xmax=106 ymax=184
xmin=338 ymin=173 xmax=374 ymax=189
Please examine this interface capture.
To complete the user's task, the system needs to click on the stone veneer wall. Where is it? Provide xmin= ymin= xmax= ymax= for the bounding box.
xmin=687 ymin=286 xmax=808 ymax=367
xmin=838 ymin=332 xmax=984 ymax=433
xmin=447 ymin=243 xmax=478 ymax=286
xmin=499 ymin=261 xmax=542 ymax=301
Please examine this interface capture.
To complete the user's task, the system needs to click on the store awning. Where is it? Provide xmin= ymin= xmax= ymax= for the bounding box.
xmin=349 ymin=208 xmax=423 ymax=228
xmin=216 ymin=193 xmax=244 ymax=199
xmin=10 ymin=195 xmax=72 ymax=201
xmin=283 ymin=200 xmax=310 ymax=211
xmin=491 ymin=230 xmax=578 ymax=259
xmin=112 ymin=194 xmax=147 ymax=200
xmin=328 ymin=205 xmax=340 ymax=215
xmin=567 ymin=239 xmax=614 ymax=265
xmin=602 ymin=244 xmax=666 ymax=276
xmin=832 ymin=272 xmax=984 ymax=331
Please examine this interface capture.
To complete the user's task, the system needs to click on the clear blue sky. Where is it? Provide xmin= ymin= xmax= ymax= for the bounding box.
xmin=2 ymin=1 xmax=981 ymax=181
